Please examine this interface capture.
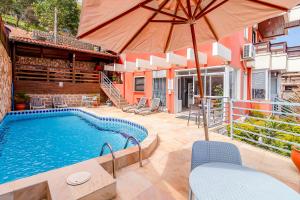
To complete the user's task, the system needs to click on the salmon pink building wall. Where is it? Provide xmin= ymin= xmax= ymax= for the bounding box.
xmin=118 ymin=28 xmax=253 ymax=113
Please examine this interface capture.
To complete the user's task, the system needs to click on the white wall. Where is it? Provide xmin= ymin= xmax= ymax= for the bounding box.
xmin=271 ymin=54 xmax=287 ymax=70
xmin=287 ymin=57 xmax=300 ymax=72
xmin=254 ymin=53 xmax=271 ymax=69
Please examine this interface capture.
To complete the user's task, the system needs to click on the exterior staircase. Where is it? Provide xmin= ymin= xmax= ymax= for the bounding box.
xmin=100 ymin=72 xmax=129 ymax=108
xmin=273 ymin=97 xmax=299 ymax=114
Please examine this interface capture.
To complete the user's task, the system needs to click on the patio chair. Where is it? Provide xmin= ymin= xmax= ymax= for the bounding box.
xmin=122 ymin=97 xmax=147 ymax=113
xmin=187 ymin=103 xmax=203 ymax=128
xmin=189 ymin=141 xmax=242 ymax=200
xmin=30 ymin=97 xmax=46 ymax=110
xmin=81 ymin=95 xmax=93 ymax=107
xmin=52 ymin=96 xmax=68 ymax=108
xmin=134 ymin=98 xmax=160 ymax=116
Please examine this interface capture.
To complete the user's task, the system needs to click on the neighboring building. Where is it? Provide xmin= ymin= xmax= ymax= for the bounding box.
xmin=281 ymin=71 xmax=300 ymax=99
xmin=253 ymin=41 xmax=300 ymax=101
xmin=249 ymin=5 xmax=300 ymax=101
xmin=7 ymin=26 xmax=117 ymax=108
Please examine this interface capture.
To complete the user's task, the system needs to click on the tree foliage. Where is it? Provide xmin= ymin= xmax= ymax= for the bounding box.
xmin=33 ymin=0 xmax=80 ymax=35
xmin=0 ymin=0 xmax=13 ymax=15
xmin=1 ymin=0 xmax=80 ymax=35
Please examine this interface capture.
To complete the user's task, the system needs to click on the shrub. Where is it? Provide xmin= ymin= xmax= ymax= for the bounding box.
xmin=249 ymin=111 xmax=265 ymax=118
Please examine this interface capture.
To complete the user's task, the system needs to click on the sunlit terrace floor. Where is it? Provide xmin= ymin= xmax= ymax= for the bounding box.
xmin=83 ymin=106 xmax=300 ymax=200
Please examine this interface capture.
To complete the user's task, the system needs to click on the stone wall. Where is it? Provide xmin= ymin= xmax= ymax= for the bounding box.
xmin=0 ymin=42 xmax=12 ymax=120
xmin=27 ymin=94 xmax=102 ymax=108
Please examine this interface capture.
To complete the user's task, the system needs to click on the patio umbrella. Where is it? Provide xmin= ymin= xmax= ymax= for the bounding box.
xmin=77 ymin=0 xmax=299 ymax=141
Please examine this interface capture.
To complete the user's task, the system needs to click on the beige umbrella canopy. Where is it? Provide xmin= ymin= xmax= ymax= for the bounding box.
xmin=78 ymin=0 xmax=299 ymax=140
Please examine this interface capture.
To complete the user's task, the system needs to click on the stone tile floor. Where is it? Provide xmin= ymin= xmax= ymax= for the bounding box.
xmin=84 ymin=106 xmax=300 ymax=200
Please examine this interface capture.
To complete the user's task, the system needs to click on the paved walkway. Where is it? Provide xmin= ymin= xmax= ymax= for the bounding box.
xmin=84 ymin=106 xmax=300 ymax=200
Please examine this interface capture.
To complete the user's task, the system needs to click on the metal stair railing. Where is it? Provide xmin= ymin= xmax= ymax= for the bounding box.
xmin=273 ymin=97 xmax=295 ymax=114
xmin=123 ymin=136 xmax=143 ymax=167
xmin=99 ymin=142 xmax=116 ymax=178
xmin=100 ymin=72 xmax=123 ymax=106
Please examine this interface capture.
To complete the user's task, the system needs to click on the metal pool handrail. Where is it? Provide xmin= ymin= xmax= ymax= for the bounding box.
xmin=99 ymin=143 xmax=116 ymax=178
xmin=124 ymin=136 xmax=143 ymax=167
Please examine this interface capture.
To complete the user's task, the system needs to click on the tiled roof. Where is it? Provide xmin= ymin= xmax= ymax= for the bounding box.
xmin=7 ymin=25 xmax=117 ymax=59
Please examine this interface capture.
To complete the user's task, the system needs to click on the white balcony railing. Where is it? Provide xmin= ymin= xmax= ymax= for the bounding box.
xmin=230 ymin=99 xmax=300 ymax=156
xmin=253 ymin=42 xmax=300 ymax=71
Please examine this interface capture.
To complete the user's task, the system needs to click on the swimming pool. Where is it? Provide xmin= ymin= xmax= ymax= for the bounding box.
xmin=0 ymin=108 xmax=148 ymax=184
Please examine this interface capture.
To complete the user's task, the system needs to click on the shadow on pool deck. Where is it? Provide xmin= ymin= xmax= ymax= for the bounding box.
xmin=82 ymin=106 xmax=300 ymax=200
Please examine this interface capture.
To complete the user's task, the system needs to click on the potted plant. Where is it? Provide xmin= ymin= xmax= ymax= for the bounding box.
xmin=14 ymin=92 xmax=30 ymax=110
xmin=291 ymin=146 xmax=300 ymax=171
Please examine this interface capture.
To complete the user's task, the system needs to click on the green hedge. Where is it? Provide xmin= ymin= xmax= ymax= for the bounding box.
xmin=228 ymin=111 xmax=300 ymax=156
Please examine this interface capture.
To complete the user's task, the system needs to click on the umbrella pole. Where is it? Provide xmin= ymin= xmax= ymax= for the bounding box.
xmin=190 ymin=23 xmax=209 ymax=141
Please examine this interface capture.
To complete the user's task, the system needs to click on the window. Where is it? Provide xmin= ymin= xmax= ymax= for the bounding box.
xmin=252 ymin=70 xmax=266 ymax=99
xmin=285 ymin=85 xmax=297 ymax=91
xmin=134 ymin=77 xmax=145 ymax=92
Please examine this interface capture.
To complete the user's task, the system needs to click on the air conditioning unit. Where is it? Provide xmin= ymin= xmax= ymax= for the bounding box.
xmin=242 ymin=43 xmax=255 ymax=60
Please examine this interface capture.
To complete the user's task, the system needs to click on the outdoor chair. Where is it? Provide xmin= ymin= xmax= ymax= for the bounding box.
xmin=134 ymin=98 xmax=160 ymax=116
xmin=187 ymin=103 xmax=203 ymax=128
xmin=81 ymin=95 xmax=93 ymax=107
xmin=122 ymin=97 xmax=147 ymax=113
xmin=52 ymin=96 xmax=68 ymax=108
xmin=30 ymin=97 xmax=46 ymax=110
xmin=189 ymin=141 xmax=242 ymax=200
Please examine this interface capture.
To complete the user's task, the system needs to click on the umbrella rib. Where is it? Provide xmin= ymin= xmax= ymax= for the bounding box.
xmin=177 ymin=0 xmax=190 ymax=18
xmin=195 ymin=0 xmax=228 ymax=20
xmin=204 ymin=16 xmax=219 ymax=41
xmin=164 ymin=2 xmax=180 ymax=53
xmin=151 ymin=20 xmax=186 ymax=23
xmin=246 ymin=0 xmax=288 ymax=12
xmin=186 ymin=0 xmax=193 ymax=16
xmin=120 ymin=0 xmax=171 ymax=53
xmin=142 ymin=5 xmax=187 ymax=20
xmin=77 ymin=0 xmax=154 ymax=39
xmin=193 ymin=0 xmax=217 ymax=18
xmin=192 ymin=0 xmax=203 ymax=17
xmin=197 ymin=4 xmax=219 ymax=41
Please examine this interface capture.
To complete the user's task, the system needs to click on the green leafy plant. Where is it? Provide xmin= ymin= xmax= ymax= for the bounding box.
xmin=249 ymin=110 xmax=265 ymax=118
xmin=14 ymin=92 xmax=30 ymax=104
xmin=229 ymin=114 xmax=300 ymax=156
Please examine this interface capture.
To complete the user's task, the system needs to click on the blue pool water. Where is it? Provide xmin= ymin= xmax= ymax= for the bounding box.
xmin=0 ymin=109 xmax=147 ymax=184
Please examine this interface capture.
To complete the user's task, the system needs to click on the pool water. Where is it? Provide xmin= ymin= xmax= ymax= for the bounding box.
xmin=0 ymin=110 xmax=147 ymax=184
